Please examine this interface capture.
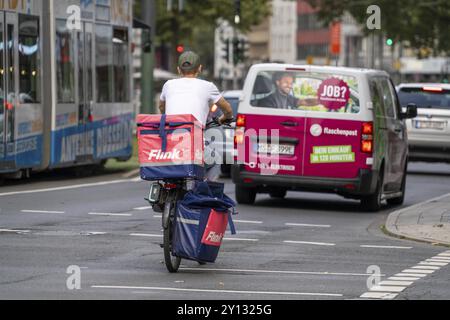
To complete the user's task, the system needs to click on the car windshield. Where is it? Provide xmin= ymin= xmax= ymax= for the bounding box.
xmin=250 ymin=71 xmax=360 ymax=114
xmin=398 ymin=88 xmax=450 ymax=109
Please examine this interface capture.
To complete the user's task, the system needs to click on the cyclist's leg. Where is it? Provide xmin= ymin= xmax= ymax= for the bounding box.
xmin=204 ymin=133 xmax=222 ymax=182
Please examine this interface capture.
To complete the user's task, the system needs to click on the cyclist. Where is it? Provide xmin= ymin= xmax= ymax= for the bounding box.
xmin=159 ymin=51 xmax=234 ymax=181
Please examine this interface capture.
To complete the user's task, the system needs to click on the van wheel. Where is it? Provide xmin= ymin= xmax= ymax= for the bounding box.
xmin=361 ymin=172 xmax=384 ymax=212
xmin=270 ymin=189 xmax=287 ymax=199
xmin=236 ymin=185 xmax=257 ymax=205
xmin=387 ymin=165 xmax=407 ymax=206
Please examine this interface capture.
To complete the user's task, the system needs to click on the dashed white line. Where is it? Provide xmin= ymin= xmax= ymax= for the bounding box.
xmin=284 ymin=241 xmax=336 ymax=247
xmin=285 ymin=223 xmax=331 ymax=228
xmin=0 ymin=179 xmax=137 ymax=197
xmin=224 ymin=237 xmax=259 ymax=242
xmin=429 ymin=257 xmax=450 ymax=262
xmin=0 ymin=229 xmax=30 ymax=234
xmin=133 ymin=206 xmax=153 ymax=211
xmin=179 ymin=267 xmax=383 ymax=277
xmin=130 ymin=233 xmax=162 ymax=238
xmin=91 ymin=285 xmax=343 ymax=297
xmin=360 ymin=245 xmax=412 ymax=249
xmin=234 ymin=220 xmax=263 ymax=225
xmin=21 ymin=210 xmax=65 ymax=214
xmin=88 ymin=213 xmax=133 ymax=217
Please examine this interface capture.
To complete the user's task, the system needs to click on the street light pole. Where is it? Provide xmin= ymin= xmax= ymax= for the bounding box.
xmin=141 ymin=0 xmax=156 ymax=114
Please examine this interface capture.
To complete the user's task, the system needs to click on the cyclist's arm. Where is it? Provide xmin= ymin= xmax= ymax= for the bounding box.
xmin=216 ymin=97 xmax=233 ymax=124
xmin=159 ymin=100 xmax=166 ymax=114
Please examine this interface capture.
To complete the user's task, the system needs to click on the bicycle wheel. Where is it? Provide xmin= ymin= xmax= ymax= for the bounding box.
xmin=163 ymin=202 xmax=181 ymax=273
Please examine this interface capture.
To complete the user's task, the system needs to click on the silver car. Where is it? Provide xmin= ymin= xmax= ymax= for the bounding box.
xmin=397 ymin=83 xmax=450 ymax=163
xmin=208 ymin=90 xmax=242 ymax=176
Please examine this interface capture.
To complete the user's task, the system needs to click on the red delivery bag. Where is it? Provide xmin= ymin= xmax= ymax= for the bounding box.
xmin=137 ymin=114 xmax=205 ymax=180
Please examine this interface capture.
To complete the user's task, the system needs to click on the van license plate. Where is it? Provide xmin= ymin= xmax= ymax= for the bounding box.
xmin=414 ymin=120 xmax=446 ymax=130
xmin=257 ymin=143 xmax=295 ymax=155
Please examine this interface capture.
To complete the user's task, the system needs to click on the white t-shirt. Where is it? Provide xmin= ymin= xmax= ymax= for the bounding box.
xmin=160 ymin=78 xmax=222 ymax=126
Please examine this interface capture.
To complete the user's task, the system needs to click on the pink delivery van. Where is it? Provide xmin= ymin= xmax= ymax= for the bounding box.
xmin=231 ymin=64 xmax=417 ymax=211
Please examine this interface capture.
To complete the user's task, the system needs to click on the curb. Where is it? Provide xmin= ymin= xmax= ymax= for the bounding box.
xmin=385 ymin=192 xmax=450 ymax=247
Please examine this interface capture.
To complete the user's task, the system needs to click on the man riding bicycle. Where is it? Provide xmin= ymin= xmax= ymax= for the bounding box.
xmin=159 ymin=51 xmax=234 ymax=181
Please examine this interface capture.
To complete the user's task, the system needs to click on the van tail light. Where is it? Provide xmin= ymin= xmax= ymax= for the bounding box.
xmin=361 ymin=122 xmax=374 ymax=154
xmin=234 ymin=127 xmax=245 ymax=145
xmin=235 ymin=114 xmax=246 ymax=145
xmin=236 ymin=114 xmax=246 ymax=128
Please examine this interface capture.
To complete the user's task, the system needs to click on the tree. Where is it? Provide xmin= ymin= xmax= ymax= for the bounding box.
xmin=153 ymin=0 xmax=272 ymax=75
xmin=305 ymin=0 xmax=450 ymax=57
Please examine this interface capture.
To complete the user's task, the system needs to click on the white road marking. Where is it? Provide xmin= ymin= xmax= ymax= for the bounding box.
xmin=133 ymin=206 xmax=153 ymax=211
xmin=153 ymin=215 xmax=162 ymax=218
xmin=130 ymin=233 xmax=162 ymax=238
xmin=395 ymin=273 xmax=427 ymax=278
xmin=389 ymin=277 xmax=421 ymax=281
xmin=284 ymin=241 xmax=336 ymax=246
xmin=437 ymin=253 xmax=450 ymax=257
xmin=369 ymin=286 xmax=406 ymax=293
xmin=0 ymin=229 xmax=30 ymax=234
xmin=420 ymin=261 xmax=448 ymax=267
xmin=411 ymin=266 xmax=440 ymax=270
xmin=379 ymin=280 xmax=414 ymax=286
xmin=285 ymin=223 xmax=331 ymax=228
xmin=429 ymin=257 xmax=450 ymax=262
xmin=359 ymin=245 xmax=412 ymax=249
xmin=89 ymin=213 xmax=133 ymax=217
xmin=91 ymin=285 xmax=343 ymax=297
xmin=21 ymin=210 xmax=65 ymax=214
xmin=234 ymin=220 xmax=263 ymax=224
xmin=224 ymin=237 xmax=259 ymax=242
xmin=360 ymin=292 xmax=398 ymax=299
xmin=0 ymin=179 xmax=137 ymax=197
xmin=402 ymin=269 xmax=435 ymax=274
xmin=179 ymin=267 xmax=381 ymax=277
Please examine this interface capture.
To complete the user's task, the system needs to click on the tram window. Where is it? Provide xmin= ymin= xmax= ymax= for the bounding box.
xmin=19 ymin=15 xmax=40 ymax=104
xmin=56 ymin=20 xmax=75 ymax=103
xmin=113 ymin=28 xmax=129 ymax=102
xmin=95 ymin=24 xmax=113 ymax=103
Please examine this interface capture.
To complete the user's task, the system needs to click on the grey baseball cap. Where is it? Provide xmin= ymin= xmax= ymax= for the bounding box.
xmin=178 ymin=51 xmax=201 ymax=72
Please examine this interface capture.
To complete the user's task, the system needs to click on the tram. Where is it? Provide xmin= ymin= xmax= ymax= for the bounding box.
xmin=0 ymin=0 xmax=134 ymax=179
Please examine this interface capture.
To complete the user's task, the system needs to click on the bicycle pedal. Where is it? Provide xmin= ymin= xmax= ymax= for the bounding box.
xmin=159 ymin=243 xmax=164 ymax=248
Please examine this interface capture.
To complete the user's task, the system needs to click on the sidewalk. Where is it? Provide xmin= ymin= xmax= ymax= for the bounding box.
xmin=386 ymin=193 xmax=450 ymax=246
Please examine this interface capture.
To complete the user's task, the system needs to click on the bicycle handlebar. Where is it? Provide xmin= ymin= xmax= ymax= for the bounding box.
xmin=206 ymin=117 xmax=236 ymax=130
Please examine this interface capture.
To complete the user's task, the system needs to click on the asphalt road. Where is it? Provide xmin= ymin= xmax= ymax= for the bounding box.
xmin=0 ymin=162 xmax=449 ymax=300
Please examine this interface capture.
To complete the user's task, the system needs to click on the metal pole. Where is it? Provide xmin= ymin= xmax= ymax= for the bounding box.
xmin=141 ymin=0 xmax=156 ymax=114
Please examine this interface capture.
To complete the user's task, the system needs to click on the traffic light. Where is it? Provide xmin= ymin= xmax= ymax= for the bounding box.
xmin=386 ymin=38 xmax=394 ymax=46
xmin=232 ymin=38 xmax=248 ymax=65
xmin=221 ymin=39 xmax=231 ymax=63
xmin=176 ymin=44 xmax=185 ymax=54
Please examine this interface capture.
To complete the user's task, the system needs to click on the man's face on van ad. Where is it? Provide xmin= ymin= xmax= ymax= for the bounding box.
xmin=276 ymin=76 xmax=294 ymax=96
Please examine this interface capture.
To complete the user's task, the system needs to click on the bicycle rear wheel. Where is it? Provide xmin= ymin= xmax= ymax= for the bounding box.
xmin=163 ymin=202 xmax=181 ymax=273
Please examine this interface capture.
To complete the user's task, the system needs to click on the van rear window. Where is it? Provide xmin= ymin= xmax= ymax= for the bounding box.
xmin=250 ymin=71 xmax=360 ymax=114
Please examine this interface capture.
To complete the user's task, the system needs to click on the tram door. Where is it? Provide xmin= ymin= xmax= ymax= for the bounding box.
xmin=0 ymin=12 xmax=18 ymax=165
xmin=77 ymin=22 xmax=94 ymax=160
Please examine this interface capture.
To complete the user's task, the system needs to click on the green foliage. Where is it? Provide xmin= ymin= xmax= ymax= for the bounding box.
xmin=306 ymin=0 xmax=450 ymax=56
xmin=148 ymin=0 xmax=272 ymax=74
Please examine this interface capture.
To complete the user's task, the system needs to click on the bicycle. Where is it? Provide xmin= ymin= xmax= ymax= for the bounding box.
xmin=146 ymin=117 xmax=235 ymax=273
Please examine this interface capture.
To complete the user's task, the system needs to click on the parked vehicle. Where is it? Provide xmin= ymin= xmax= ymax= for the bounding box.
xmin=232 ymin=64 xmax=417 ymax=211
xmin=397 ymin=83 xmax=450 ymax=163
